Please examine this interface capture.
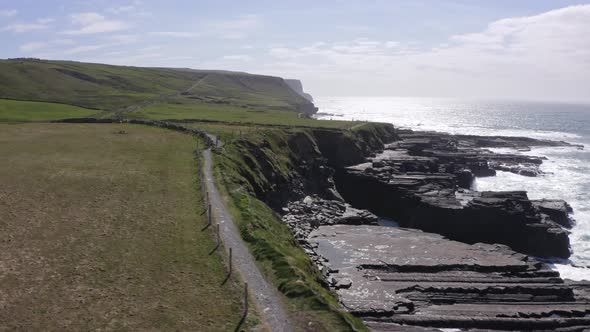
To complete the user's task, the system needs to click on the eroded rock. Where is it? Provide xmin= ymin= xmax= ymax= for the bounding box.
xmin=335 ymin=131 xmax=575 ymax=259
xmin=309 ymin=225 xmax=590 ymax=331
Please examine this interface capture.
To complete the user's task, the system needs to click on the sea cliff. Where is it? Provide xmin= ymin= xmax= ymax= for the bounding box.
xmin=217 ymin=122 xmax=590 ymax=331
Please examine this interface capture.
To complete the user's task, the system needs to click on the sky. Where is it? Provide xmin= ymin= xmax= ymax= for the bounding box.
xmin=1 ymin=0 xmax=590 ymax=102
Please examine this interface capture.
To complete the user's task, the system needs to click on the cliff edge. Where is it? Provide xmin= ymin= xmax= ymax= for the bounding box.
xmin=285 ymin=79 xmax=314 ymax=102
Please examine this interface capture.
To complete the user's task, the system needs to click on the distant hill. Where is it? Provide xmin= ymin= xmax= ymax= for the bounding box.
xmin=0 ymin=59 xmax=317 ymax=114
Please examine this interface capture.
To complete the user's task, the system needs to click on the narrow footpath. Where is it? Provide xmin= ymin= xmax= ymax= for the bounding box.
xmin=202 ymin=145 xmax=293 ymax=332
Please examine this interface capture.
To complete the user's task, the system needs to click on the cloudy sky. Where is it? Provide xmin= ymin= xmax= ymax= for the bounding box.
xmin=1 ymin=0 xmax=590 ymax=101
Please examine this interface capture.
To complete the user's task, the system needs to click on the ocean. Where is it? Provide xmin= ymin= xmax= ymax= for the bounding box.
xmin=315 ymin=97 xmax=590 ymax=281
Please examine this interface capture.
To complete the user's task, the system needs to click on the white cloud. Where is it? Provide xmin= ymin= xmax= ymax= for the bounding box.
xmin=107 ymin=34 xmax=140 ymax=43
xmin=19 ymin=39 xmax=75 ymax=53
xmin=19 ymin=42 xmax=48 ymax=52
xmin=205 ymin=15 xmax=262 ymax=39
xmin=0 ymin=9 xmax=17 ymax=17
xmin=222 ymin=55 xmax=253 ymax=61
xmin=37 ymin=18 xmax=55 ymax=24
xmin=140 ymin=45 xmax=162 ymax=51
xmin=2 ymin=16 xmax=57 ymax=33
xmin=263 ymin=5 xmax=590 ymax=101
xmin=107 ymin=0 xmax=150 ymax=16
xmin=150 ymin=31 xmax=199 ymax=38
xmin=107 ymin=5 xmax=135 ymax=14
xmin=64 ymin=44 xmax=110 ymax=55
xmin=2 ymin=23 xmax=48 ymax=33
xmin=64 ymin=12 xmax=128 ymax=35
xmin=385 ymin=41 xmax=400 ymax=48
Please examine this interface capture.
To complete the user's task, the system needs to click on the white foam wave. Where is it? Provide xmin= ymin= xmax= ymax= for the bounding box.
xmin=476 ymin=146 xmax=590 ymax=280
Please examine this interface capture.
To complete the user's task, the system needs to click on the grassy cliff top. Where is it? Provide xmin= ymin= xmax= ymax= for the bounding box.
xmin=0 ymin=59 xmax=313 ymax=113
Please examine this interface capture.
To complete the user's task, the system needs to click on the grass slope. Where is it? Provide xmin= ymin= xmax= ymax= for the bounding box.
xmin=0 ymin=59 xmax=311 ymax=113
xmin=0 ymin=99 xmax=97 ymax=123
xmin=139 ymin=102 xmax=353 ymax=128
xmin=211 ymin=126 xmax=368 ymax=331
xmin=0 ymin=124 xmax=246 ymax=331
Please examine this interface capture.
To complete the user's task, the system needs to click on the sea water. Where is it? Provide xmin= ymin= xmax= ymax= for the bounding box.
xmin=315 ymin=97 xmax=590 ymax=280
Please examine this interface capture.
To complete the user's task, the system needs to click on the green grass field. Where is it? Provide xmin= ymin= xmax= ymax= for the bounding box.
xmin=0 ymin=124 xmax=248 ymax=331
xmin=134 ymin=102 xmax=354 ymax=128
xmin=0 ymin=58 xmax=374 ymax=331
xmin=0 ymin=59 xmax=356 ymax=129
xmin=0 ymin=99 xmax=98 ymax=123
xmin=0 ymin=59 xmax=312 ymax=113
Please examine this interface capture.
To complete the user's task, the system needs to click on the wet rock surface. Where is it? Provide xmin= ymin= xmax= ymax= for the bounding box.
xmin=280 ymin=198 xmax=590 ymax=331
xmin=282 ymin=195 xmax=378 ymax=241
xmin=309 ymin=225 xmax=590 ymax=331
xmin=335 ymin=130 xmax=576 ymax=259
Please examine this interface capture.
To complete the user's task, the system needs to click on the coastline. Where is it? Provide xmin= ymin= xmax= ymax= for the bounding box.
xmin=315 ymin=96 xmax=590 ymax=276
xmin=271 ymin=124 xmax=590 ymax=330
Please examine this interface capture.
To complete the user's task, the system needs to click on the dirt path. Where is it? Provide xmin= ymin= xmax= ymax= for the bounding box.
xmin=202 ymin=145 xmax=292 ymax=332
xmin=115 ymin=76 xmax=209 ymax=116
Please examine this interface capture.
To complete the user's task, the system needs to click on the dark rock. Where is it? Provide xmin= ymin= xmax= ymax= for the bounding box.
xmin=309 ymin=225 xmax=590 ymax=331
xmin=281 ymin=195 xmax=378 ymax=240
xmin=335 ymin=130 xmax=576 ymax=259
xmin=533 ymin=199 xmax=575 ymax=228
xmin=456 ymin=169 xmax=475 ymax=189
xmin=284 ymin=78 xmax=314 ymax=102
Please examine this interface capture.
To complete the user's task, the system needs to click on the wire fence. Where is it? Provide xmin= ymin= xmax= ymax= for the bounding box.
xmin=195 ymin=144 xmax=249 ymax=325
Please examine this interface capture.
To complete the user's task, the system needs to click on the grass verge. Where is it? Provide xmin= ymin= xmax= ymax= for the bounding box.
xmin=0 ymin=99 xmax=98 ymax=123
xmin=133 ymin=102 xmax=354 ymax=128
xmin=209 ymin=126 xmax=368 ymax=332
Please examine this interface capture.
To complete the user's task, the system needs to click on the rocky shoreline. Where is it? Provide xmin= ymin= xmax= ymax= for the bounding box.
xmin=280 ymin=128 xmax=590 ymax=331
xmin=335 ymin=130 xmax=576 ymax=259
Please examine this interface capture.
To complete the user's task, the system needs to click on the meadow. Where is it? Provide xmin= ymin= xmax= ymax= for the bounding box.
xmin=0 ymin=123 xmax=247 ymax=331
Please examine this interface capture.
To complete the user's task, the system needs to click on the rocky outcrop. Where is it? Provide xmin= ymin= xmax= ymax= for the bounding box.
xmin=222 ymin=121 xmax=585 ymax=331
xmin=533 ymin=199 xmax=575 ymax=228
xmin=223 ymin=124 xmax=398 ymax=211
xmin=284 ymin=79 xmax=317 ymax=115
xmin=285 ymin=79 xmax=314 ymax=102
xmin=280 ymin=196 xmax=589 ymax=331
xmin=282 ymin=195 xmax=378 ymax=241
xmin=296 ymin=101 xmax=319 ymax=115
xmin=335 ymin=130 xmax=575 ymax=259
xmin=312 ymin=124 xmax=398 ymax=167
xmin=309 ymin=224 xmax=590 ymax=331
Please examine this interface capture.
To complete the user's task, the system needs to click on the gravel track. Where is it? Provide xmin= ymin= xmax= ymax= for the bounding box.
xmin=202 ymin=146 xmax=293 ymax=332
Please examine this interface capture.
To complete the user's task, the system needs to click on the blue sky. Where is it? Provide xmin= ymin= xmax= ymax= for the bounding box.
xmin=1 ymin=0 xmax=590 ymax=101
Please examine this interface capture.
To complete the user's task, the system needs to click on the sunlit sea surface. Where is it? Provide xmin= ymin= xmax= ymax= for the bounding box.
xmin=315 ymin=97 xmax=590 ymax=281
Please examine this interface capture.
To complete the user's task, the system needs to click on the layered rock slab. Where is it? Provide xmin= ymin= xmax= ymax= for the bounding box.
xmin=335 ymin=131 xmax=575 ymax=258
xmin=309 ymin=225 xmax=590 ymax=331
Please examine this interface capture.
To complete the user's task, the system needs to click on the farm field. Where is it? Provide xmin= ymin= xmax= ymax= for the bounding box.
xmin=0 ymin=123 xmax=245 ymax=331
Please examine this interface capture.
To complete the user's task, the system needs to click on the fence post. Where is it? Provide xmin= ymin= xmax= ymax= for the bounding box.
xmin=229 ymin=248 xmax=233 ymax=276
xmin=208 ymin=203 xmax=212 ymax=226
xmin=217 ymin=223 xmax=221 ymax=247
xmin=244 ymin=283 xmax=249 ymax=317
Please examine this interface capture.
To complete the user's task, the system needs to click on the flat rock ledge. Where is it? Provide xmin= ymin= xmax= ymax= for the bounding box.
xmin=335 ymin=130 xmax=576 ymax=259
xmin=281 ymin=199 xmax=590 ymax=331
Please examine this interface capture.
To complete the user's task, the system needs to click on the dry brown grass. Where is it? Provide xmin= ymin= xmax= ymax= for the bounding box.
xmin=0 ymin=123 xmax=244 ymax=331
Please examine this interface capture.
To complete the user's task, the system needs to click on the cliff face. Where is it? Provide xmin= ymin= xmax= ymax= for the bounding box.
xmin=285 ymin=79 xmax=314 ymax=102
xmin=219 ymin=123 xmax=397 ymax=211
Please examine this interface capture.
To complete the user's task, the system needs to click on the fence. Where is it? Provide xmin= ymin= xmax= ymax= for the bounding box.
xmin=194 ymin=143 xmax=249 ymax=322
